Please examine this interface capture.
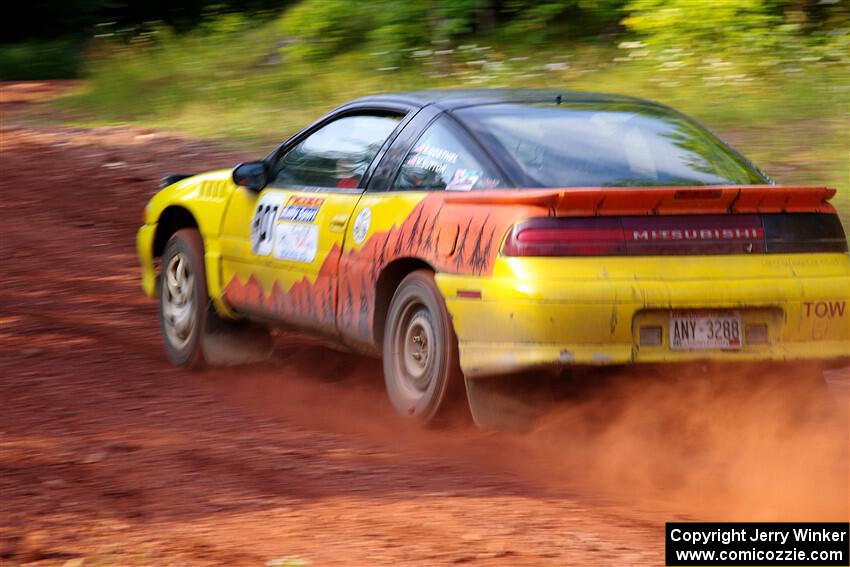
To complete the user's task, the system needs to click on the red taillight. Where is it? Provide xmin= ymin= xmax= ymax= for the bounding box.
xmin=503 ymin=218 xmax=626 ymax=256
xmin=502 ymin=215 xmax=768 ymax=257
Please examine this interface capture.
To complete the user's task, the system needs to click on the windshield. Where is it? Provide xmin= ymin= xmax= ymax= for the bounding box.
xmin=457 ymin=102 xmax=767 ymax=187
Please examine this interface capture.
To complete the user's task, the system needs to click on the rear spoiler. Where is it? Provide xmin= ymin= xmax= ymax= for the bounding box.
xmin=444 ymin=185 xmax=837 ymax=216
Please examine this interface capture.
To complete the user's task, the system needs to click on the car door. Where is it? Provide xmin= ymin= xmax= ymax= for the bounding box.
xmin=219 ymin=110 xmax=407 ymax=333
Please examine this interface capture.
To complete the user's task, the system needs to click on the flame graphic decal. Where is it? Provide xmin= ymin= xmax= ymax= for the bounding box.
xmin=224 ymin=193 xmax=532 ymax=342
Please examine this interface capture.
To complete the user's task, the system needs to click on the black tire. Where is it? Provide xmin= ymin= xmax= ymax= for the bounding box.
xmin=382 ymin=270 xmax=463 ymax=423
xmin=159 ymin=228 xmax=208 ymax=368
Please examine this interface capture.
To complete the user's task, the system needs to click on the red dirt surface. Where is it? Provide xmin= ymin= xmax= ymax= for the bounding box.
xmin=1 ymin=84 xmax=847 ymax=566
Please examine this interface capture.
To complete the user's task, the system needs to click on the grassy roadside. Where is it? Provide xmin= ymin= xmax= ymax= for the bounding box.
xmin=41 ymin=22 xmax=850 ymax=223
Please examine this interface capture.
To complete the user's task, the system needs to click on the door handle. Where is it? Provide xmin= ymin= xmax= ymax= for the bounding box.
xmin=329 ymin=214 xmax=348 ymax=233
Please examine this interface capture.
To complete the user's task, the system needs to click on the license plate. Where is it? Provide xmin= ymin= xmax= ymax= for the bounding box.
xmin=669 ymin=311 xmax=742 ymax=350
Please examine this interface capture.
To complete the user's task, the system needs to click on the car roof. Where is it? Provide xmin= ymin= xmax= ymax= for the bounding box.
xmin=349 ymin=88 xmax=662 ymax=111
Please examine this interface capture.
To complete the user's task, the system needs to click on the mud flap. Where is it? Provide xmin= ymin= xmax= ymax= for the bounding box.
xmin=201 ymin=307 xmax=273 ymax=366
xmin=464 ymin=373 xmax=555 ymax=432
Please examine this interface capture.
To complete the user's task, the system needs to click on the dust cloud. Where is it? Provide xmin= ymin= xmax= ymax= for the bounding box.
xmin=211 ymin=335 xmax=849 ymax=522
xmin=522 ymin=363 xmax=849 ymax=521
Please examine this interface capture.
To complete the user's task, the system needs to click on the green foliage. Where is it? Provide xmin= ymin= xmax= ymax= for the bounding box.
xmin=3 ymin=0 xmax=297 ymax=44
xmin=623 ymin=0 xmax=782 ymax=50
xmin=369 ymin=1 xmax=436 ymax=55
xmin=278 ymin=0 xmax=373 ymax=58
xmin=278 ymin=0 xmax=476 ymax=59
xmin=76 ymin=19 xmax=277 ymax=121
xmin=12 ymin=0 xmax=847 ymax=79
xmin=0 ymin=40 xmax=84 ymax=80
xmin=276 ymin=0 xmax=625 ymax=61
xmin=505 ymin=0 xmax=580 ymax=36
xmin=621 ymin=0 xmax=850 ymax=76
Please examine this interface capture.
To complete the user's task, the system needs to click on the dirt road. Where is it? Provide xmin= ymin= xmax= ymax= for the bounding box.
xmin=1 ymin=86 xmax=847 ymax=566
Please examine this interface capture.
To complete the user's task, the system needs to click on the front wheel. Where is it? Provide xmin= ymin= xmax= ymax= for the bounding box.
xmin=158 ymin=228 xmax=273 ymax=368
xmin=383 ymin=270 xmax=463 ymax=423
xmin=159 ymin=229 xmax=208 ymax=367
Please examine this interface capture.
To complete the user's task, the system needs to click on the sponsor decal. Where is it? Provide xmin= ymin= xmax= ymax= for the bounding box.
xmin=352 ymin=207 xmax=371 ymax=245
xmin=446 ymin=169 xmax=481 ymax=191
xmin=280 ymin=195 xmax=324 ymax=224
xmin=274 ymin=223 xmax=319 ymax=263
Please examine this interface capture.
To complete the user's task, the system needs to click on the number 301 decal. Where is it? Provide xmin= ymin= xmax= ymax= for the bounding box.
xmin=250 ymin=193 xmax=287 ymax=256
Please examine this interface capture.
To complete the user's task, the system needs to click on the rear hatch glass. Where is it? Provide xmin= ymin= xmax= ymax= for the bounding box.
xmin=457 ymin=102 xmax=768 ymax=188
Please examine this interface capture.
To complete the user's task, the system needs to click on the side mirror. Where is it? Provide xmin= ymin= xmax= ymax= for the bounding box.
xmin=232 ymin=161 xmax=269 ymax=191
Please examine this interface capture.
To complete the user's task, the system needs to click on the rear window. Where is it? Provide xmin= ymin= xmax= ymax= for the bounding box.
xmin=456 ymin=102 xmax=767 ymax=187
xmin=393 ymin=116 xmax=505 ymax=191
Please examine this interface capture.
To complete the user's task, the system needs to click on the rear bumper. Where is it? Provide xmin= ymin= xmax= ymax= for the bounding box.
xmin=454 ymin=341 xmax=850 ymax=378
xmin=438 ymin=254 xmax=850 ymax=378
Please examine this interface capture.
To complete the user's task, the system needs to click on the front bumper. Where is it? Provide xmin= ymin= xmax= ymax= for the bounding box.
xmin=136 ymin=223 xmax=158 ymax=298
xmin=438 ymin=254 xmax=850 ymax=378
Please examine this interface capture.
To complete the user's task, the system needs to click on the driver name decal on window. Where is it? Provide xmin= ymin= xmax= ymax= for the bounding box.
xmin=394 ymin=116 xmax=503 ymax=191
xmin=405 ymin=144 xmax=459 ymax=175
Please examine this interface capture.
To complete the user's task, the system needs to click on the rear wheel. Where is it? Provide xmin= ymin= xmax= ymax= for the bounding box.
xmin=383 ymin=270 xmax=462 ymax=423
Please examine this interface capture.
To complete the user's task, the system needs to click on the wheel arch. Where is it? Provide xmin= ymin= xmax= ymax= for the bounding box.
xmin=153 ymin=206 xmax=200 ymax=258
xmin=373 ymin=257 xmax=435 ymax=345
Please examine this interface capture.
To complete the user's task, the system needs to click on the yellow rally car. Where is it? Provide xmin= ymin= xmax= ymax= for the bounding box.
xmin=137 ymin=89 xmax=849 ymax=429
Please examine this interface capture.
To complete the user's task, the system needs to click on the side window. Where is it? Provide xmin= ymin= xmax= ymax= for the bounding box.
xmin=272 ymin=114 xmax=401 ymax=189
xmin=393 ymin=116 xmax=505 ymax=191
